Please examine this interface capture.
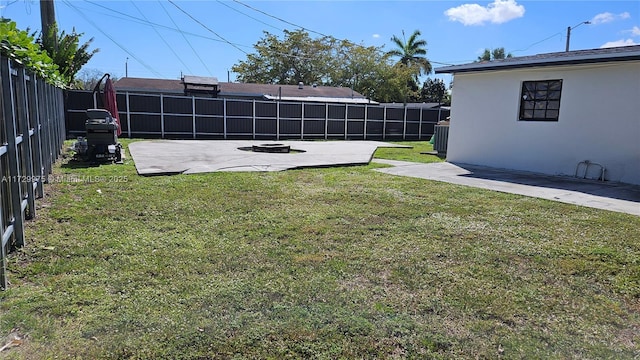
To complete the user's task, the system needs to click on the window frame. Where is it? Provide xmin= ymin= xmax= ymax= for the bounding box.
xmin=518 ymin=79 xmax=563 ymax=122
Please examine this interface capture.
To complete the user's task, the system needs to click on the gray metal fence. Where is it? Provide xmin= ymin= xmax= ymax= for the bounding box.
xmin=0 ymin=56 xmax=66 ymax=290
xmin=66 ymin=90 xmax=449 ymax=140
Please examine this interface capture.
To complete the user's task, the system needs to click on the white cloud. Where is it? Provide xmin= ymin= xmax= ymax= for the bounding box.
xmin=590 ymin=12 xmax=631 ymax=25
xmin=600 ymin=39 xmax=639 ymax=48
xmin=372 ymin=34 xmax=380 ymax=39
xmin=627 ymin=26 xmax=640 ymax=36
xmin=444 ymin=0 xmax=525 ymax=26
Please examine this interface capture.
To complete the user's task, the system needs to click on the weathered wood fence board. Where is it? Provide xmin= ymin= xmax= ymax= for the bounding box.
xmin=0 ymin=57 xmax=65 ymax=290
xmin=66 ymin=90 xmax=449 ymax=141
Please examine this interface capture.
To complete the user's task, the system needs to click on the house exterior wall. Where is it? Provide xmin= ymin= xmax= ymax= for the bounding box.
xmin=446 ymin=61 xmax=640 ymax=185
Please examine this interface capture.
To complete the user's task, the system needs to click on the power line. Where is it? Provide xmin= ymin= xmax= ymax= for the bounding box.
xmin=166 ymin=1 xmax=326 ymax=65
xmin=76 ymin=0 xmax=316 ymax=73
xmin=232 ymin=0 xmax=330 ymax=39
xmin=131 ymin=0 xmax=195 ymax=76
xmin=168 ymin=0 xmax=248 ymax=56
xmin=85 ymin=0 xmax=451 ymax=70
xmin=157 ymin=0 xmax=211 ymax=76
xmin=77 ymin=1 xmax=456 ymax=78
xmin=81 ymin=0 xmax=250 ymax=48
xmin=61 ymin=0 xmax=163 ymax=78
xmin=511 ymin=31 xmax=564 ymax=53
xmin=215 ymin=0 xmax=283 ymax=33
xmin=229 ymin=0 xmax=456 ymax=68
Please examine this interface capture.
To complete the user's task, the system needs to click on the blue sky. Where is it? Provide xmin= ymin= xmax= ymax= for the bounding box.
xmin=2 ymin=0 xmax=638 ymax=86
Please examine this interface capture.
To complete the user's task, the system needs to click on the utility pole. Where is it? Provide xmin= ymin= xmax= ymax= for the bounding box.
xmin=40 ymin=0 xmax=57 ymax=49
xmin=565 ymin=21 xmax=590 ymax=52
xmin=40 ymin=0 xmax=55 ymax=37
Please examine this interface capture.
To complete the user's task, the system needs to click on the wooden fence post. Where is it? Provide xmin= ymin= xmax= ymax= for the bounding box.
xmin=126 ymin=92 xmax=131 ymax=138
xmin=300 ymin=102 xmax=305 ymax=140
xmin=276 ymin=100 xmax=280 ymax=141
xmin=382 ymin=105 xmax=387 ymax=141
xmin=364 ymin=104 xmax=368 ymax=140
xmin=16 ymin=68 xmax=36 ymax=219
xmin=403 ymin=106 xmax=407 ymax=140
xmin=192 ymin=96 xmax=196 ymax=139
xmin=418 ymin=108 xmax=423 ymax=140
xmin=252 ymin=100 xmax=256 ymax=140
xmin=30 ymin=76 xmax=45 ymax=199
xmin=160 ymin=93 xmax=165 ymax=138
xmin=223 ymin=98 xmax=227 ymax=140
xmin=344 ymin=104 xmax=348 ymax=140
xmin=0 ymin=59 xmax=26 ymax=249
xmin=324 ymin=103 xmax=328 ymax=140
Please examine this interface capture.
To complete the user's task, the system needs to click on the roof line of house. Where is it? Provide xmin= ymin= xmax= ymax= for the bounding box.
xmin=435 ymin=45 xmax=640 ymax=74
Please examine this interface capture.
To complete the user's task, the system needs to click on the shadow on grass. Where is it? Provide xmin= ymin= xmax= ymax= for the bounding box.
xmin=61 ymin=158 xmax=108 ymax=169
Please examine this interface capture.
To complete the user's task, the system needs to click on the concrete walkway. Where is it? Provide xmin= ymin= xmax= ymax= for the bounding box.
xmin=374 ymin=160 xmax=640 ymax=216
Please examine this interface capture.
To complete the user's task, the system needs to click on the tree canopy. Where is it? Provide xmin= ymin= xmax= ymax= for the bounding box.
xmin=476 ymin=47 xmax=513 ymax=62
xmin=0 ymin=19 xmax=98 ymax=88
xmin=231 ymin=29 xmax=417 ymax=103
xmin=386 ymin=30 xmax=432 ymax=77
xmin=420 ymin=78 xmax=448 ymax=105
xmin=76 ymin=68 xmax=119 ymax=90
xmin=232 ymin=30 xmax=331 ymax=86
xmin=0 ymin=19 xmax=63 ymax=86
xmin=385 ymin=30 xmax=433 ymax=102
xmin=38 ymin=23 xmax=99 ymax=88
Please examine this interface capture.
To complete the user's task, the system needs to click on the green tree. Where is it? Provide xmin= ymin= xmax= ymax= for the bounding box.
xmin=76 ymin=68 xmax=118 ymax=90
xmin=476 ymin=47 xmax=513 ymax=62
xmin=0 ymin=19 xmax=63 ymax=86
xmin=38 ymin=23 xmax=99 ymax=88
xmin=232 ymin=30 xmax=413 ymax=103
xmin=232 ymin=29 xmax=333 ymax=85
xmin=386 ymin=30 xmax=432 ymax=79
xmin=420 ymin=78 xmax=449 ymax=105
xmin=324 ymin=39 xmax=411 ymax=102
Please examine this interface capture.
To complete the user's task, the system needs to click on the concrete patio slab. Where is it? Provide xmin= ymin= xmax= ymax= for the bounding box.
xmin=128 ymin=140 xmax=406 ymax=175
xmin=374 ymin=160 xmax=640 ymax=216
xmin=128 ymin=140 xmax=639 ymax=216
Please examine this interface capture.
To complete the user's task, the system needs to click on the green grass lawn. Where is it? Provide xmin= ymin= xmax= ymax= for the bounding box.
xmin=1 ymin=140 xmax=639 ymax=359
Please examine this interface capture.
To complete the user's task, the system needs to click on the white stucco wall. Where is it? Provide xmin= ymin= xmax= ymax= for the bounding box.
xmin=446 ymin=61 xmax=640 ymax=185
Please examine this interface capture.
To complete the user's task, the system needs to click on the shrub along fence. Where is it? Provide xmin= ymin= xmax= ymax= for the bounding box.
xmin=0 ymin=56 xmax=66 ymax=290
xmin=66 ymin=90 xmax=449 ymax=141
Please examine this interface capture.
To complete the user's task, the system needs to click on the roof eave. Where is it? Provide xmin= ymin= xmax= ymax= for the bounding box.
xmin=435 ymin=52 xmax=640 ymax=74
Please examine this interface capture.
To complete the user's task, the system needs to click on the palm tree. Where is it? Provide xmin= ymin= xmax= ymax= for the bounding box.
xmin=387 ymin=30 xmax=432 ymax=78
xmin=476 ymin=47 xmax=513 ymax=62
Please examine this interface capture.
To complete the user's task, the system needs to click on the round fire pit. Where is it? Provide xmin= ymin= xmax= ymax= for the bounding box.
xmin=251 ymin=143 xmax=291 ymax=153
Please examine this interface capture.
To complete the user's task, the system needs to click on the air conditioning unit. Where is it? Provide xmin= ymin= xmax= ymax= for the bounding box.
xmin=433 ymin=125 xmax=449 ymax=156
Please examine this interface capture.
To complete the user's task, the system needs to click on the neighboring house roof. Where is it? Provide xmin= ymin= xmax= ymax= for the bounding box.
xmin=113 ymin=77 xmax=368 ymax=101
xmin=435 ymin=45 xmax=640 ymax=74
xmin=379 ymin=102 xmax=443 ymax=109
xmin=114 ymin=77 xmax=184 ymax=93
